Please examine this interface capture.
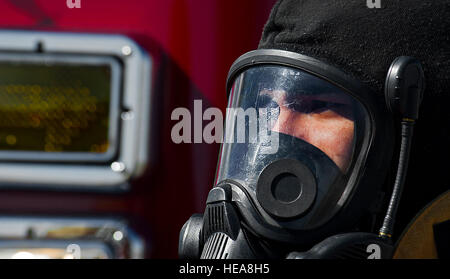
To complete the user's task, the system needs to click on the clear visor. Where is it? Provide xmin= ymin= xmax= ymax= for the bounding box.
xmin=216 ymin=65 xmax=369 ymax=216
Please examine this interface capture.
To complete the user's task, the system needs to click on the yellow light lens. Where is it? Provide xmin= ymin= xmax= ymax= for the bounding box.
xmin=0 ymin=62 xmax=111 ymax=153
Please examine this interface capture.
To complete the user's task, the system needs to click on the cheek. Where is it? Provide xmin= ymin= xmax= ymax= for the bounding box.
xmin=331 ymin=122 xmax=354 ymax=156
xmin=306 ymin=116 xmax=355 ymax=169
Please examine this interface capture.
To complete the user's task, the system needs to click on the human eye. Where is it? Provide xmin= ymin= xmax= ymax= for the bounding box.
xmin=310 ymin=100 xmax=347 ymax=113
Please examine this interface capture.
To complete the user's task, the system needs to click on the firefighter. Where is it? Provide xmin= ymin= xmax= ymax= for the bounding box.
xmin=179 ymin=0 xmax=449 ymax=259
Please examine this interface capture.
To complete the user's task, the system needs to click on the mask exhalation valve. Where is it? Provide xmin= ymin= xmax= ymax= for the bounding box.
xmin=257 ymin=159 xmax=317 ymax=219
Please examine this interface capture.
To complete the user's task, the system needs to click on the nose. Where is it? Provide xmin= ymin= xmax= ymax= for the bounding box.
xmin=272 ymin=107 xmax=310 ymax=142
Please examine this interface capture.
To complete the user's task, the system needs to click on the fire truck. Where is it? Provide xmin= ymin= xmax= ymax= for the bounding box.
xmin=0 ymin=0 xmax=276 ymax=259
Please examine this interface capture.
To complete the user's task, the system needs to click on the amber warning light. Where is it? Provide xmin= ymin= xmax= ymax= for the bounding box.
xmin=0 ymin=58 xmax=116 ymax=155
xmin=0 ymin=31 xmax=151 ymax=189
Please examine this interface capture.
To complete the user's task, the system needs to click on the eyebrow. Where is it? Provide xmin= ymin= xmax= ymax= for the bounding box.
xmin=301 ymin=93 xmax=353 ymax=105
xmin=261 ymin=89 xmax=353 ymax=105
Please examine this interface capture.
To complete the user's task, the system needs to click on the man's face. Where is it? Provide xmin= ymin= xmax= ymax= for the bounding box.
xmin=262 ymin=89 xmax=355 ymax=171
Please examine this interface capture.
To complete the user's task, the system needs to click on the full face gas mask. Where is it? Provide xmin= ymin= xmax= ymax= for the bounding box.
xmin=179 ymin=49 xmax=425 ymax=259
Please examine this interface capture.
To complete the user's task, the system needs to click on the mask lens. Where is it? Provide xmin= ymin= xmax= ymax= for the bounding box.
xmin=216 ymin=65 xmax=369 ymax=226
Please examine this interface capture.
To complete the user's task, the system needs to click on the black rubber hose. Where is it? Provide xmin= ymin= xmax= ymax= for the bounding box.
xmin=379 ymin=120 xmax=414 ymax=238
